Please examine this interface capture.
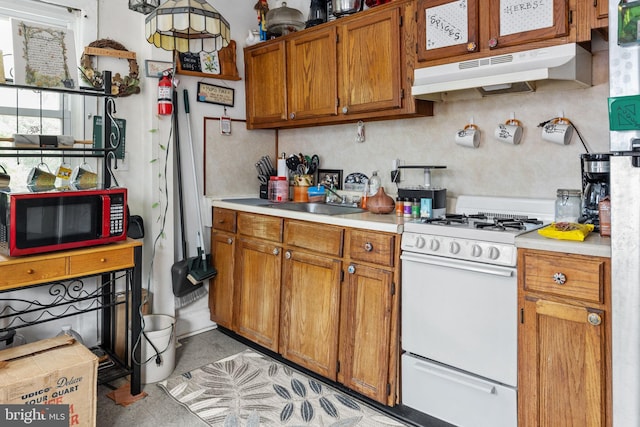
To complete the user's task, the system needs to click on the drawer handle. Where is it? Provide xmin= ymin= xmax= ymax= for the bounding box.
xmin=273 ymin=248 xmax=280 ymax=256
xmin=348 ymin=265 xmax=356 ymax=274
xmin=552 ymin=272 xmax=566 ymax=285
xmin=285 ymin=250 xmax=291 ymax=259
xmin=100 ymin=258 xmax=107 ymax=263
xmin=364 ymin=242 xmax=373 ymax=252
xmin=588 ymin=313 xmax=602 ymax=326
xmin=26 ymin=269 xmax=34 ymax=274
xmin=227 ymin=238 xmax=233 ymax=244
xmin=217 ymin=219 xmax=225 ymax=223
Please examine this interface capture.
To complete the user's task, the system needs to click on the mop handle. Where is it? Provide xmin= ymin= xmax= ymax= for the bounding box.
xmin=183 ymin=89 xmax=207 ymax=260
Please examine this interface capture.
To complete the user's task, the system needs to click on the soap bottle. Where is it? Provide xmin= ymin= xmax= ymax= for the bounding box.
xmin=57 ymin=324 xmax=85 ymax=345
xmin=369 ymin=171 xmax=381 ymax=196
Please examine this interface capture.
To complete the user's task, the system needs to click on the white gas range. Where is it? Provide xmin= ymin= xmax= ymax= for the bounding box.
xmin=400 ymin=195 xmax=554 ymax=427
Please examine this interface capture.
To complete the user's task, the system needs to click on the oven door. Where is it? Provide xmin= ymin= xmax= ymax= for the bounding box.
xmin=401 ymin=251 xmax=517 ymax=387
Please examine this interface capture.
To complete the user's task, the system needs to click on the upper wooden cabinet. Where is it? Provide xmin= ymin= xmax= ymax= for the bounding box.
xmin=244 ymin=0 xmax=432 ymax=130
xmin=417 ymin=0 xmax=593 ymax=66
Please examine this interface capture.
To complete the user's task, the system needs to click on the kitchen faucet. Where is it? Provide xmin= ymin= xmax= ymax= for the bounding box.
xmin=318 ymin=184 xmax=347 ymax=204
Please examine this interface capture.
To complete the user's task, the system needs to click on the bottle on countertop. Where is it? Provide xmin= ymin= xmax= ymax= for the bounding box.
xmin=369 ymin=171 xmax=381 ymax=196
xmin=598 ymin=196 xmax=611 ymax=237
xmin=56 ymin=324 xmax=85 ymax=346
xmin=396 ymin=197 xmax=404 ymax=216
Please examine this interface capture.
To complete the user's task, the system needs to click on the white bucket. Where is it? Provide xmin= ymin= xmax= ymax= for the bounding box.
xmin=139 ymin=314 xmax=176 ymax=384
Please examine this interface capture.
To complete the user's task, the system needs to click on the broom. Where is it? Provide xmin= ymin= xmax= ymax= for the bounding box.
xmin=170 ymin=88 xmax=209 ymax=308
xmin=181 ymin=89 xmax=217 ymax=287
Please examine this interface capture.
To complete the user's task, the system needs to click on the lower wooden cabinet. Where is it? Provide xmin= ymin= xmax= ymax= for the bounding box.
xmin=209 ymin=207 xmax=400 ymax=406
xmin=279 ymin=249 xmax=342 ymax=379
xmin=209 ymin=231 xmax=235 ymax=329
xmin=340 ymin=262 xmax=394 ymax=403
xmin=518 ymin=248 xmax=611 ymax=427
xmin=234 ymin=237 xmax=282 ymax=352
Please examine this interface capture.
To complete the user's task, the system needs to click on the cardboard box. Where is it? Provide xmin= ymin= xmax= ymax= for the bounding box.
xmin=115 ymin=289 xmax=150 ymax=360
xmin=0 ymin=335 xmax=98 ymax=427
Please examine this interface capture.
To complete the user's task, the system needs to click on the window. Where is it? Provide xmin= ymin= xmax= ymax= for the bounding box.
xmin=0 ymin=0 xmax=97 ymax=187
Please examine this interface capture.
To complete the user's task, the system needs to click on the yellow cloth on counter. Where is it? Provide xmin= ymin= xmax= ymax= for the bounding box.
xmin=537 ymin=222 xmax=595 ymax=241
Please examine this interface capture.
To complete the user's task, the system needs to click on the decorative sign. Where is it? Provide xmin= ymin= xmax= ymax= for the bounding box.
xmin=11 ymin=18 xmax=78 ymax=88
xmin=426 ymin=0 xmax=468 ymax=50
xmin=145 ymin=60 xmax=172 ymax=78
xmin=176 ymin=51 xmax=220 ymax=75
xmin=500 ymin=0 xmax=553 ymax=37
xmin=197 ymin=82 xmax=234 ymax=107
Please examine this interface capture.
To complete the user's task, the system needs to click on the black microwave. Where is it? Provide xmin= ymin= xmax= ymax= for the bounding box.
xmin=0 ymin=187 xmax=127 ymax=256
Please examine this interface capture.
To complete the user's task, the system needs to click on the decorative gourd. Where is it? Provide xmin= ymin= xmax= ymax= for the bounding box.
xmin=367 ymin=187 xmax=395 ymax=214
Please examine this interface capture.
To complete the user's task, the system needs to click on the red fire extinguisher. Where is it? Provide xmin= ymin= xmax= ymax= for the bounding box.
xmin=158 ymin=72 xmax=172 ymax=116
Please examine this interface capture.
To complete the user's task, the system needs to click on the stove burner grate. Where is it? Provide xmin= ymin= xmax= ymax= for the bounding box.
xmin=421 ymin=213 xmax=487 ymax=225
xmin=474 ymin=217 xmax=543 ymax=231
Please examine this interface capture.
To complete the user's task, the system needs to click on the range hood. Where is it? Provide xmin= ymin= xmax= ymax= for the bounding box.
xmin=412 ymin=43 xmax=592 ymax=102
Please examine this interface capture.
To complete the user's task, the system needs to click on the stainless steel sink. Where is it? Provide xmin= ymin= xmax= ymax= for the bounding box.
xmin=266 ymin=202 xmax=365 ymax=215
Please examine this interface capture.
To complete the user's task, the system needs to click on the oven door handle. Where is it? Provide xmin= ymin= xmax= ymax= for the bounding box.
xmin=401 ymin=252 xmax=515 ymax=277
xmin=412 ymin=358 xmax=497 ymax=395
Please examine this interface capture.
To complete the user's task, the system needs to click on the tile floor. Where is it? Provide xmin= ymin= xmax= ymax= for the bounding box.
xmin=96 ymin=328 xmax=450 ymax=427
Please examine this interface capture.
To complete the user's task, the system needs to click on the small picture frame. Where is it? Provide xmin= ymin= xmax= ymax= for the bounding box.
xmin=145 ymin=60 xmax=172 ymax=78
xmin=317 ymin=169 xmax=343 ymax=190
xmin=197 ymin=82 xmax=235 ymax=107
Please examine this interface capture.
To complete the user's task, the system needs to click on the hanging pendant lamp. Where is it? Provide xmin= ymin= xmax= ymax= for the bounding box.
xmin=145 ymin=0 xmax=230 ymax=53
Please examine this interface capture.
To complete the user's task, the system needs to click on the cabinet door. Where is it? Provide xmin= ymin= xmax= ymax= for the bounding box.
xmin=487 ymin=0 xmax=569 ymax=50
xmin=417 ymin=0 xmax=480 ymax=62
xmin=234 ymin=238 xmax=282 ymax=351
xmin=340 ymin=263 xmax=394 ymax=404
xmin=209 ymin=231 xmax=235 ymax=329
xmin=338 ymin=7 xmax=402 ymax=115
xmin=287 ymin=26 xmax=338 ymax=121
xmin=519 ymin=297 xmax=606 ymax=427
xmin=280 ymin=249 xmax=342 ymax=380
xmin=244 ymin=41 xmax=288 ymax=127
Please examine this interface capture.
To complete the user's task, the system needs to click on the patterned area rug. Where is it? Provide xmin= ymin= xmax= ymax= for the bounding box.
xmin=159 ymin=349 xmax=408 ymax=426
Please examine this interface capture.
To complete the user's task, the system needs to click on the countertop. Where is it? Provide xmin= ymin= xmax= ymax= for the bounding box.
xmin=211 ymin=198 xmax=405 ymax=234
xmin=516 ymin=229 xmax=611 ymax=258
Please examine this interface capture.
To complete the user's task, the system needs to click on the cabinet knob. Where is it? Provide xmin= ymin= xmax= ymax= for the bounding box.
xmin=364 ymin=242 xmax=373 ymax=252
xmin=342 ymin=106 xmax=349 ymax=114
xmin=273 ymin=248 xmax=280 ymax=256
xmin=227 ymin=238 xmax=233 ymax=244
xmin=552 ymin=272 xmax=567 ymax=285
xmin=466 ymin=41 xmax=477 ymax=52
xmin=588 ymin=312 xmax=602 ymax=326
xmin=488 ymin=38 xmax=498 ymax=48
xmin=100 ymin=258 xmax=106 ymax=263
xmin=348 ymin=264 xmax=356 ymax=274
xmin=289 ymin=112 xmax=296 ymax=119
xmin=284 ymin=250 xmax=291 ymax=259
xmin=217 ymin=219 xmax=225 ymax=223
xmin=26 ymin=269 xmax=34 ymax=274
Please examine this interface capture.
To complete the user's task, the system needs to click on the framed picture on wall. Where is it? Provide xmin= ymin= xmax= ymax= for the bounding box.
xmin=317 ymin=169 xmax=343 ymax=190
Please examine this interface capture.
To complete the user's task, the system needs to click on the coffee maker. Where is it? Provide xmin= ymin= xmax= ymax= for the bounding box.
xmin=580 ymin=153 xmax=610 ymax=228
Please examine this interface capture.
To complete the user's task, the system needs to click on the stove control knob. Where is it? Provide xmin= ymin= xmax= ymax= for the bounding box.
xmin=472 ymin=244 xmax=483 ymax=257
xmin=415 ymin=236 xmax=426 ymax=249
xmin=429 ymin=239 xmax=440 ymax=251
xmin=449 ymin=241 xmax=461 ymax=254
xmin=488 ymin=247 xmax=500 ymax=260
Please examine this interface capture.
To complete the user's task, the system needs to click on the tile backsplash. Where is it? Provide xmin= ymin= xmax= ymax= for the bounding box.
xmin=277 ymin=48 xmax=610 ymax=202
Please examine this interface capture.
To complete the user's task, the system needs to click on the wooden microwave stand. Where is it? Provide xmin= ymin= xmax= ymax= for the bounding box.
xmin=0 ymin=239 xmax=143 ymax=396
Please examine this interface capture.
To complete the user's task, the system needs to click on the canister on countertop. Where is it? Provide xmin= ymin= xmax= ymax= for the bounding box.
xmin=396 ymin=197 xmax=404 ymax=216
xmin=269 ymin=176 xmax=288 ymax=202
xmin=420 ymin=198 xmax=433 ymax=219
xmin=555 ymin=189 xmax=581 ymax=223
xmin=411 ymin=198 xmax=420 ymax=219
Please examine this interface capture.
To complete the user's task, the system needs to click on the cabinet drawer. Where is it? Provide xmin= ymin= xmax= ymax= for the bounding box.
xmin=69 ymin=247 xmax=134 ymax=276
xmin=284 ymin=220 xmax=343 ymax=257
xmin=522 ymin=252 xmax=605 ymax=303
xmin=348 ymin=230 xmax=395 ymax=267
xmin=238 ymin=212 xmax=283 ymax=242
xmin=0 ymin=258 xmax=67 ymax=290
xmin=212 ymin=207 xmax=237 ymax=233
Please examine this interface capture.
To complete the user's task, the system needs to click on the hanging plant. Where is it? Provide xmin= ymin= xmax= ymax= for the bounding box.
xmin=79 ymin=39 xmax=140 ymax=97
